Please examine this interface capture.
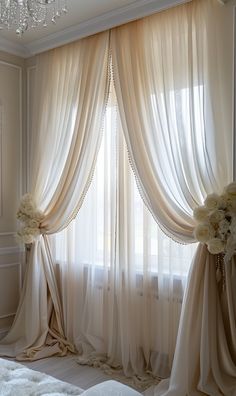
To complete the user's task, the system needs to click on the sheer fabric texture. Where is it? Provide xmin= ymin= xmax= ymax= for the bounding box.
xmin=111 ymin=0 xmax=235 ymax=394
xmin=0 ymin=32 xmax=110 ymax=360
xmin=51 ymin=93 xmax=196 ymax=386
xmin=111 ymin=0 xmax=232 ymax=243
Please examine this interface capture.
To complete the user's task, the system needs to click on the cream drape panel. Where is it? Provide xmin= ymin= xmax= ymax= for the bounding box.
xmin=156 ymin=245 xmax=236 ymax=396
xmin=0 ymin=32 xmax=110 ymax=360
xmin=111 ymin=0 xmax=235 ymax=394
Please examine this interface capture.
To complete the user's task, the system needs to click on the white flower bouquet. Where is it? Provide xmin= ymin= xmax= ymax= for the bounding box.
xmin=193 ymin=182 xmax=236 ymax=262
xmin=16 ymin=194 xmax=44 ymax=245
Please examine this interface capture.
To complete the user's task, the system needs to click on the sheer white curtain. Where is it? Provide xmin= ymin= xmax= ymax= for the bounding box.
xmin=0 ymin=32 xmax=110 ymax=360
xmin=111 ymin=0 xmax=235 ymax=394
xmin=50 ymin=84 xmax=196 ymax=388
xmin=111 ymin=0 xmax=231 ymax=242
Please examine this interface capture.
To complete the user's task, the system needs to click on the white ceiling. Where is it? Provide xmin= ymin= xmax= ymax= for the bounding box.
xmin=0 ymin=0 xmax=138 ymax=45
xmin=0 ymin=0 xmax=190 ymax=57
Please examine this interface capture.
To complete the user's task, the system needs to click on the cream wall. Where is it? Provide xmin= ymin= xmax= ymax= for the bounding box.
xmin=0 ymin=51 xmax=25 ymax=338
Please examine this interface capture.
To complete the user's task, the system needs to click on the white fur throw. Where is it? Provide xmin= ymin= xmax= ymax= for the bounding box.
xmin=0 ymin=358 xmax=83 ymax=395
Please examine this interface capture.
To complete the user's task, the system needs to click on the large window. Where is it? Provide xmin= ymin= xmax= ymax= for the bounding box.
xmin=54 ymin=86 xmax=196 ymax=278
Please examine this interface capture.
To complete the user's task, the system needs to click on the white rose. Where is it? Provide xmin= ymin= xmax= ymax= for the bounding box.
xmin=20 ymin=202 xmax=35 ymax=217
xmin=229 ymin=198 xmax=236 ymax=212
xmin=225 ymin=182 xmax=236 ymax=197
xmin=21 ymin=234 xmax=35 ymax=244
xmin=20 ymin=193 xmax=34 ymax=205
xmin=218 ymin=196 xmax=228 ymax=210
xmin=18 ymin=194 xmax=37 ymax=216
xmin=16 ymin=211 xmax=28 ymax=222
xmin=207 ymin=238 xmax=225 ymax=255
xmin=218 ymin=219 xmax=230 ymax=235
xmin=25 ymin=218 xmax=40 ymax=228
xmin=194 ymin=223 xmax=215 ymax=243
xmin=16 ymin=232 xmax=34 ymax=244
xmin=33 ymin=210 xmax=44 ymax=222
xmin=193 ymin=206 xmax=210 ymax=223
xmin=209 ymin=210 xmax=225 ymax=224
xmin=229 ymin=216 xmax=236 ymax=235
xmin=204 ymin=193 xmax=220 ymax=210
xmin=21 ymin=227 xmax=40 ymax=237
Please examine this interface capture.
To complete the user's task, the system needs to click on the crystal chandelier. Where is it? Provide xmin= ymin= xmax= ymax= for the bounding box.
xmin=0 ymin=0 xmax=68 ymax=35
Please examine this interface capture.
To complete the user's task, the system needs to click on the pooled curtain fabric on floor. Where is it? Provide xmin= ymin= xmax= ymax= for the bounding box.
xmin=0 ymin=32 xmax=110 ymax=360
xmin=111 ymin=0 xmax=234 ymax=394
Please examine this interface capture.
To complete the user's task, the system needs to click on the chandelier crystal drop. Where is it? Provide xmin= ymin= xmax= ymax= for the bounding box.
xmin=0 ymin=0 xmax=68 ymax=35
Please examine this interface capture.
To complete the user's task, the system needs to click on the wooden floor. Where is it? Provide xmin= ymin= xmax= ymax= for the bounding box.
xmin=22 ymin=354 xmax=110 ymax=390
xmin=21 ymin=354 xmax=155 ymax=395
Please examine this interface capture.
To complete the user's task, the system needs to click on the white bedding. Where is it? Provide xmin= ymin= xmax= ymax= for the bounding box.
xmin=0 ymin=358 xmax=142 ymax=396
xmin=0 ymin=358 xmax=83 ymax=396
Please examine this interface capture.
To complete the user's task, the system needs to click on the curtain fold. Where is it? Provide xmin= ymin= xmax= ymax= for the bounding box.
xmin=111 ymin=0 xmax=235 ymax=394
xmin=0 ymin=32 xmax=110 ymax=360
xmin=50 ymin=98 xmax=195 ymax=387
xmin=111 ymin=0 xmax=232 ymax=243
xmin=155 ymin=247 xmax=236 ymax=396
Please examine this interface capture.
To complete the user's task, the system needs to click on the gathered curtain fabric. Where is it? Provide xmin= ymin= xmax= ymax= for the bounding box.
xmin=49 ymin=87 xmax=196 ymax=389
xmin=111 ymin=0 xmax=235 ymax=394
xmin=0 ymin=32 xmax=110 ymax=360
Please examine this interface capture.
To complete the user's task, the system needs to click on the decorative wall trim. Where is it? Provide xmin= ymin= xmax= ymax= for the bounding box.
xmin=0 ymin=312 xmax=16 ymax=320
xmin=26 ymin=0 xmax=191 ymax=56
xmin=0 ymin=247 xmax=20 ymax=256
xmin=0 ymin=36 xmax=29 ymax=58
xmin=26 ymin=66 xmax=36 ymax=190
xmin=0 ymin=262 xmax=21 ymax=321
xmin=0 ymin=60 xmax=23 ymax=215
xmin=0 ymin=232 xmax=15 ymax=236
xmin=0 ymin=327 xmax=10 ymax=340
xmin=0 ymin=0 xmax=191 ymax=57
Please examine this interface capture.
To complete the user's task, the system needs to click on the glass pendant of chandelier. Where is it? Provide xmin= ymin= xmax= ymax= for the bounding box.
xmin=0 ymin=0 xmax=68 ymax=35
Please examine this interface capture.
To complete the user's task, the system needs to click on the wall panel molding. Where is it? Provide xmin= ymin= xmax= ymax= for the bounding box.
xmin=0 ymin=246 xmax=20 ymax=256
xmin=0 ymin=56 xmax=24 ymax=332
xmin=26 ymin=65 xmax=36 ymax=190
xmin=0 ymin=262 xmax=22 ymax=320
xmin=0 ymin=60 xmax=23 ymax=231
xmin=0 ymin=327 xmax=9 ymax=340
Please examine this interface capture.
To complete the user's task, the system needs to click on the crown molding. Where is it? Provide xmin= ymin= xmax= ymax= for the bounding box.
xmin=26 ymin=0 xmax=191 ymax=56
xmin=0 ymin=36 xmax=29 ymax=58
xmin=0 ymin=0 xmax=191 ymax=58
